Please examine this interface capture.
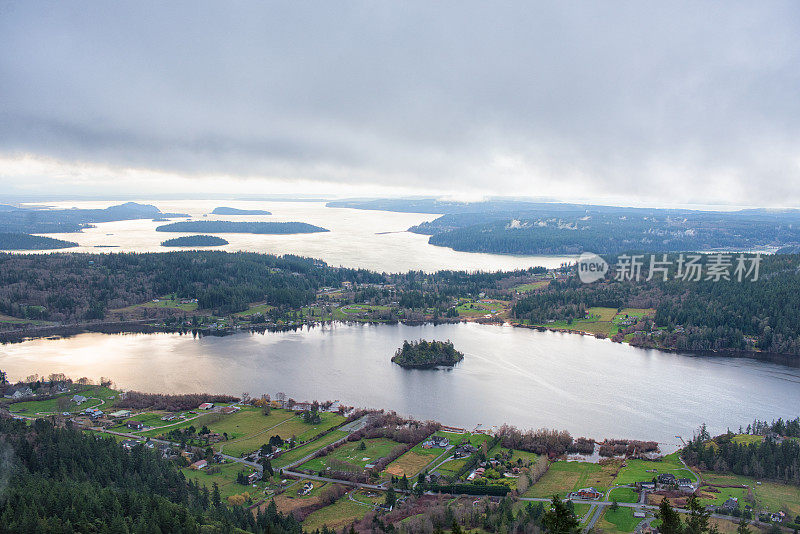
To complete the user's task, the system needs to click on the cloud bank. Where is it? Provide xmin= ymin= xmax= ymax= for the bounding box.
xmin=1 ymin=1 xmax=799 ymax=205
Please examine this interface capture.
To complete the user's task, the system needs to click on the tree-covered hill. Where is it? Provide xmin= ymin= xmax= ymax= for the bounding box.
xmin=391 ymin=339 xmax=464 ymax=368
xmin=156 ymin=221 xmax=328 ymax=234
xmin=0 ymin=233 xmax=78 ymax=250
xmin=0 ymin=417 xmax=303 ymax=532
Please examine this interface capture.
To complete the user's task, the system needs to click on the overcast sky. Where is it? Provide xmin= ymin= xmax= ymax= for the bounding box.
xmin=1 ymin=2 xmax=799 ymax=206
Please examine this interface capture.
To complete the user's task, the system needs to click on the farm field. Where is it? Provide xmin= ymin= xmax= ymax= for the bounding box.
xmin=524 ymin=461 xmax=620 ymax=498
xmin=204 ymin=406 xmax=296 ymax=441
xmin=300 ymin=437 xmax=403 ymax=472
xmin=301 ymin=493 xmax=371 ymax=531
xmin=181 ymin=461 xmax=258 ymax=499
xmin=272 ymin=430 xmax=349 ymax=469
xmin=613 ymin=453 xmax=695 ymax=486
xmin=531 ymin=307 xmax=655 ymax=338
xmin=597 ymin=506 xmax=640 ymax=533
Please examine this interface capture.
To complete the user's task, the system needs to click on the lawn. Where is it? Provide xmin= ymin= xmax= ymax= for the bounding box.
xmin=272 ymin=430 xmax=349 ymax=469
xmin=598 ymin=507 xmax=640 ymax=533
xmin=613 ymin=453 xmax=696 ymax=486
xmin=8 ymin=385 xmax=118 ymax=415
xmin=609 ymin=487 xmax=639 ymax=503
xmin=300 ymin=437 xmax=403 ymax=472
xmin=385 ymin=449 xmax=446 ymax=478
xmin=524 ymin=461 xmax=619 ymax=498
xmin=301 ymin=494 xmax=371 ymax=531
xmin=206 ymin=407 xmax=296 ymax=441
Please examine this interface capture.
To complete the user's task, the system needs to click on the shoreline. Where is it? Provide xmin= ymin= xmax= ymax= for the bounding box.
xmin=1 ymin=315 xmax=798 ymax=368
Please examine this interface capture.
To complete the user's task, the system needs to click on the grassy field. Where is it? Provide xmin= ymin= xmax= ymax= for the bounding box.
xmin=697 ymin=485 xmax=749 ymax=507
xmin=0 ymin=313 xmax=53 ymax=326
xmin=385 ymin=443 xmax=448 ymax=478
xmin=598 ymin=507 xmax=640 ymax=533
xmin=608 ymin=487 xmax=639 ymax=503
xmin=300 ymin=437 xmax=403 ymax=472
xmin=613 ymin=453 xmax=695 ymax=486
xmin=301 ymin=493 xmax=371 ymax=531
xmin=272 ymin=430 xmax=349 ymax=469
xmin=524 ymin=461 xmax=620 ymax=498
xmin=532 ymin=307 xmax=656 ymax=338
xmin=203 ymin=406 xmax=295 ymax=437
xmin=115 ymin=296 xmax=198 ymax=313
xmin=730 ymin=434 xmax=765 ymax=445
xmin=270 ymin=412 xmax=346 ymax=442
xmin=700 ymin=471 xmax=800 ymax=516
xmin=8 ymin=385 xmax=118 ymax=415
xmin=512 ymin=281 xmax=550 ymax=293
xmin=181 ymin=461 xmax=258 ymax=499
xmin=234 ymin=303 xmax=274 ymax=316
xmin=456 ymin=299 xmax=510 ymax=318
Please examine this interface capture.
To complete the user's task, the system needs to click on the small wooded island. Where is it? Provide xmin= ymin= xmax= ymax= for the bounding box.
xmin=391 ymin=339 xmax=464 ymax=368
xmin=211 ymin=207 xmax=272 ymax=215
xmin=160 ymin=235 xmax=229 ymax=247
xmin=155 ymin=221 xmax=329 ymax=234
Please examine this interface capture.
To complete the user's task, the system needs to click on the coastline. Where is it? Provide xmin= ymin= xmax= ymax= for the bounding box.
xmin=1 ymin=315 xmax=798 ymax=368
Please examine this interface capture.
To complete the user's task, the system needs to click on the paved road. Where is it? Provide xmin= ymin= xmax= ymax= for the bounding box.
xmin=281 ymin=469 xmax=387 ymax=491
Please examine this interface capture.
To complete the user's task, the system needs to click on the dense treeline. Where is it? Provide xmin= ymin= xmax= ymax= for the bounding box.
xmin=683 ymin=428 xmax=800 ymax=485
xmin=0 ymin=202 xmax=186 ymax=234
xmin=495 ymin=425 xmax=574 ymax=456
xmin=0 ymin=417 xmax=304 ymax=533
xmin=412 ymin=205 xmax=800 ymax=255
xmin=114 ymin=391 xmax=240 ymax=411
xmin=0 ymin=251 xmax=384 ymax=321
xmin=513 ymin=253 xmax=800 ymax=355
xmin=160 ymin=235 xmax=229 ymax=247
xmin=391 ymin=339 xmax=464 ymax=368
xmin=155 ymin=221 xmax=329 ymax=234
xmin=211 ymin=207 xmax=271 ymax=215
xmin=0 ymin=233 xmax=78 ymax=250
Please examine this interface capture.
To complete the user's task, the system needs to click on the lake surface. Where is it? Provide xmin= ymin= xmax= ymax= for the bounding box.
xmin=3 ymin=322 xmax=798 ymax=447
xmin=16 ymin=200 xmax=573 ymax=272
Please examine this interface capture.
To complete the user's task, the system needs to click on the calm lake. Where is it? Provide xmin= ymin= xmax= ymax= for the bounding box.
xmin=16 ymin=200 xmax=573 ymax=272
xmin=2 ymin=322 xmax=798 ymax=447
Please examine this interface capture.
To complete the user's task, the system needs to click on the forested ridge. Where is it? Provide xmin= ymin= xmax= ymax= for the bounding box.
xmin=683 ymin=419 xmax=800 ymax=484
xmin=0 ymin=252 xmax=384 ymax=321
xmin=0 ymin=233 xmax=78 ymax=250
xmin=0 ymin=417 xmax=303 ymax=533
xmin=513 ymin=253 xmax=800 ymax=355
xmin=155 ymin=221 xmax=328 ymax=234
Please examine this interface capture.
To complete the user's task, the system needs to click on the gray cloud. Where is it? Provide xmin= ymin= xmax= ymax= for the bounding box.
xmin=1 ymin=1 xmax=799 ymax=205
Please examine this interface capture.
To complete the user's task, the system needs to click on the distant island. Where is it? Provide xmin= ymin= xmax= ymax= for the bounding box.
xmin=211 ymin=207 xmax=272 ymax=215
xmin=155 ymin=221 xmax=329 ymax=234
xmin=0 ymin=233 xmax=78 ymax=250
xmin=0 ymin=201 xmax=188 ymax=235
xmin=391 ymin=339 xmax=464 ymax=368
xmin=160 ymin=235 xmax=229 ymax=247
